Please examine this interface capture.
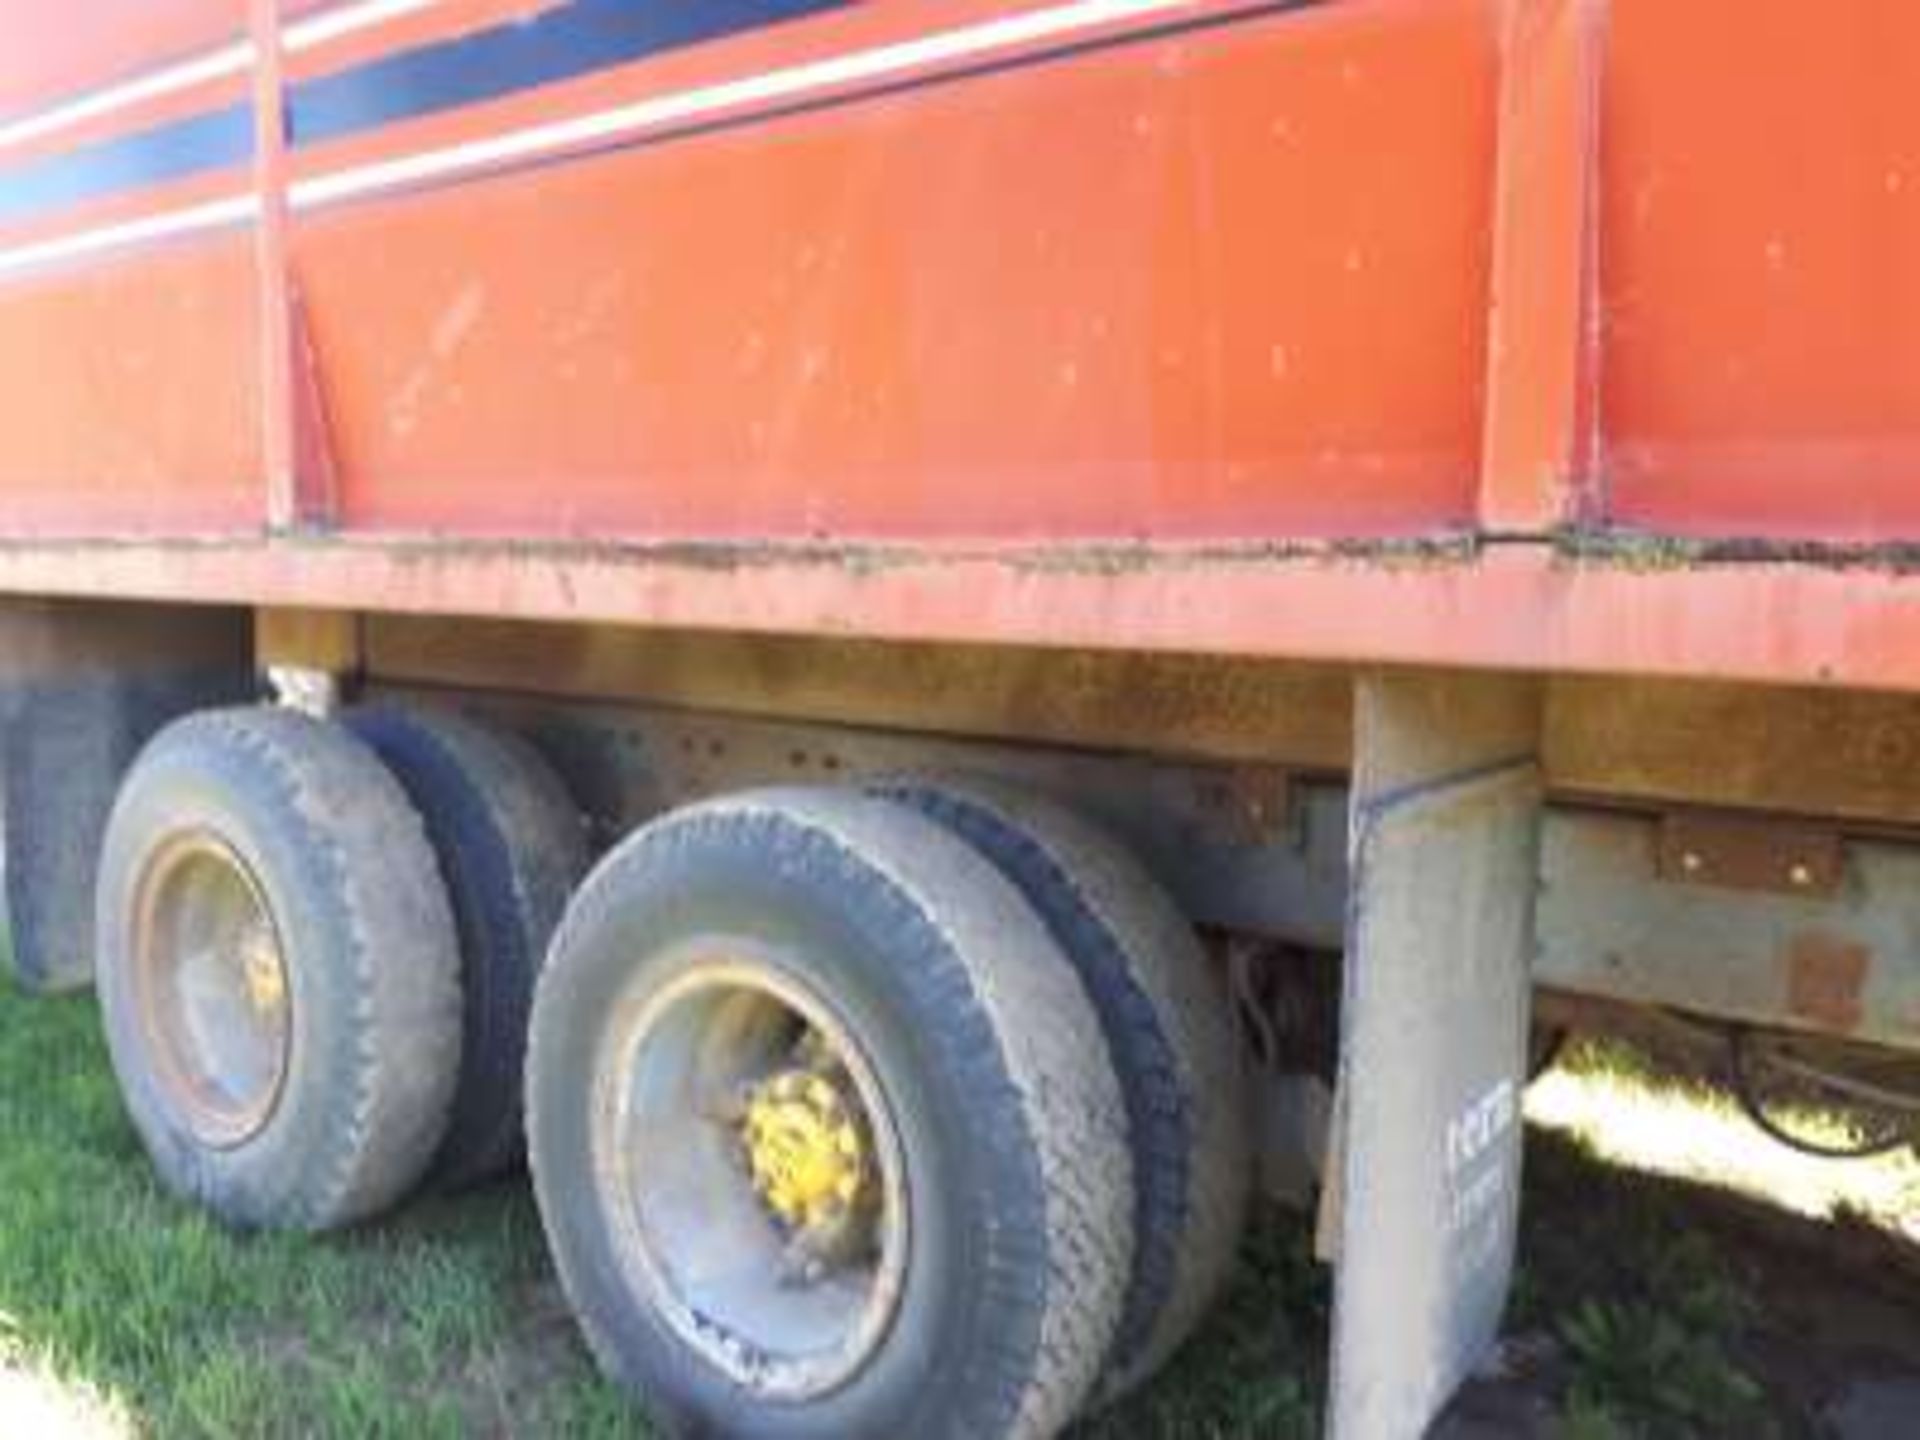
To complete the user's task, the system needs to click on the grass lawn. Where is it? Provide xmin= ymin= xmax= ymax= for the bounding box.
xmin=0 ymin=983 xmax=637 ymax=1439
xmin=2 ymin=976 xmax=1916 ymax=1438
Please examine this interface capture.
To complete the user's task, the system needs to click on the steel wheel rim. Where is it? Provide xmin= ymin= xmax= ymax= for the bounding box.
xmin=594 ymin=948 xmax=910 ymax=1402
xmin=131 ymin=831 xmax=292 ymax=1149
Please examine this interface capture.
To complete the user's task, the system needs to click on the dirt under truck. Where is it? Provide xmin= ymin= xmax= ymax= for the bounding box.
xmin=2 ymin=0 xmax=1918 ymax=1434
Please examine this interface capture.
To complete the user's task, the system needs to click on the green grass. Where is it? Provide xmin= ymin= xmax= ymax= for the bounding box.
xmin=0 ymin=977 xmax=1334 ymax=1439
xmin=0 ymin=981 xmax=641 ymax=1439
xmin=1075 ymin=1215 xmax=1325 ymax=1440
xmin=1510 ymin=1131 xmax=1772 ymax=1439
xmin=0 ymin=977 xmax=1896 ymax=1438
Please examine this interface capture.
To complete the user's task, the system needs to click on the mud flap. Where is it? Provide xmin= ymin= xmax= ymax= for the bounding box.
xmin=1328 ymin=674 xmax=1543 ymax=1439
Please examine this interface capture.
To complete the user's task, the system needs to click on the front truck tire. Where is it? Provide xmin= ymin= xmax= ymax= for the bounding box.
xmin=527 ymin=788 xmax=1135 ymax=1440
xmin=346 ymin=703 xmax=588 ymax=1189
xmin=872 ymin=777 xmax=1252 ymax=1402
xmin=95 ymin=707 xmax=463 ymax=1230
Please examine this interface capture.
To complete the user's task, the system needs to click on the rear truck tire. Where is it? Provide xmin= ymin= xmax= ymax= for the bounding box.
xmin=526 ymin=787 xmax=1134 ymax=1440
xmin=871 ymin=775 xmax=1253 ymax=1401
xmin=94 ymin=706 xmax=463 ymax=1230
xmin=346 ymin=703 xmax=588 ymax=1188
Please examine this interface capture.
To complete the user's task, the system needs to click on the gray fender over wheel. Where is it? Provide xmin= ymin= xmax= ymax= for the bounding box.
xmin=95 ymin=707 xmax=462 ymax=1230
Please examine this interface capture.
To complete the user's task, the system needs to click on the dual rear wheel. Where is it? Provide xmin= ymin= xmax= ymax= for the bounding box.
xmin=92 ymin=707 xmax=1252 ymax=1437
xmin=528 ymin=780 xmax=1251 ymax=1436
xmin=95 ymin=704 xmax=584 ymax=1227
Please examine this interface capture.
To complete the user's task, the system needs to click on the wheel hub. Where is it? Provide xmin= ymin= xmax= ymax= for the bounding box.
xmin=740 ymin=1066 xmax=871 ymax=1233
xmin=240 ymin=925 xmax=288 ymax=1017
xmin=601 ymin=960 xmax=909 ymax=1400
xmin=133 ymin=833 xmax=293 ymax=1149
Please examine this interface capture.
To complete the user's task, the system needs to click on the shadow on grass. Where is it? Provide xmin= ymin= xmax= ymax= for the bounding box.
xmin=1091 ymin=1119 xmax=1920 ymax=1440
xmin=1451 ymin=1126 xmax=1920 ymax=1440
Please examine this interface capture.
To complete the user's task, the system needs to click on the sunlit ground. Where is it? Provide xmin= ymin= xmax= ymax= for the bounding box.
xmin=0 ymin=1343 xmax=133 ymax=1439
xmin=1527 ymin=1044 xmax=1920 ymax=1236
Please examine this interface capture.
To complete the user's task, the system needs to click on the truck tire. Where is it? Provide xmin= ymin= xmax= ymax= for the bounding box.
xmin=527 ymin=787 xmax=1133 ymax=1440
xmin=872 ymin=776 xmax=1252 ymax=1401
xmin=95 ymin=707 xmax=462 ymax=1230
xmin=346 ymin=703 xmax=588 ymax=1188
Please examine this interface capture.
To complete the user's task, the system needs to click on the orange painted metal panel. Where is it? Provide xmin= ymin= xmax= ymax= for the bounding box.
xmin=294 ymin=0 xmax=1500 ymax=540
xmin=1477 ymin=0 xmax=1601 ymax=531
xmin=7 ymin=0 xmax=1920 ymax=693
xmin=0 ymin=52 xmax=245 ymax=175
xmin=278 ymin=3 xmax=1058 ymax=180
xmin=2 ymin=538 xmax=1920 ymax=699
xmin=1600 ymin=0 xmax=1920 ymax=540
xmin=279 ymin=0 xmax=573 ymax=85
xmin=0 ymin=1 xmax=241 ymax=120
xmin=0 ymin=235 xmax=262 ymax=534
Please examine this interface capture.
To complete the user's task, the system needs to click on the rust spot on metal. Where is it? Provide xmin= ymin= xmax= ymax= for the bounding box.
xmin=1784 ymin=932 xmax=1869 ymax=1032
xmin=1656 ymin=810 xmax=1842 ymax=897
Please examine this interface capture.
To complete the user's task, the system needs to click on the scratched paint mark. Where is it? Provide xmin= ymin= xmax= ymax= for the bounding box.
xmin=389 ymin=280 xmax=488 ymax=438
